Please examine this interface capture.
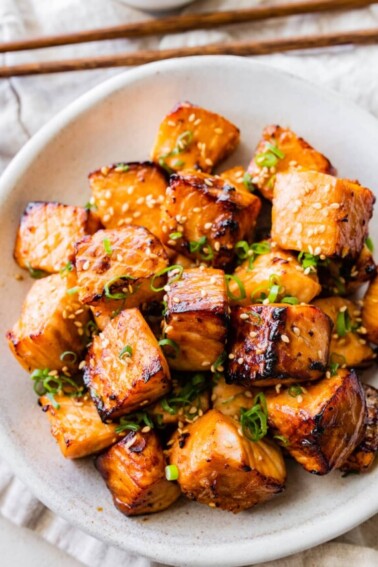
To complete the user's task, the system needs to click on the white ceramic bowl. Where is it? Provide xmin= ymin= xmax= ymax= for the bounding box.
xmin=0 ymin=57 xmax=377 ymax=567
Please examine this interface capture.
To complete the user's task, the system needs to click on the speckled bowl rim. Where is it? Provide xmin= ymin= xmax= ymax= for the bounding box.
xmin=0 ymin=57 xmax=377 ymax=566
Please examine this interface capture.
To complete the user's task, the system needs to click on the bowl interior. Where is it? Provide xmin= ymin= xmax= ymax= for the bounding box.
xmin=0 ymin=57 xmax=377 ymax=567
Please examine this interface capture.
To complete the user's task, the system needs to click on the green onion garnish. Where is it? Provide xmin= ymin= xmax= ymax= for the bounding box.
xmin=240 ymin=392 xmax=268 ymax=442
xmin=165 ymin=464 xmax=179 ymax=481
xmin=115 ymin=163 xmax=130 ymax=172
xmin=225 ymin=274 xmax=246 ymax=301
xmin=158 ymin=338 xmax=180 ymax=358
xmin=159 ymin=373 xmax=207 ymax=418
xmin=119 ymin=345 xmax=132 ymax=359
xmin=158 ymin=158 xmax=174 ymax=175
xmin=103 ymin=237 xmax=112 ymax=255
xmin=31 ymin=368 xmax=85 ymax=406
xmin=115 ymin=411 xmax=153 ymax=434
xmin=169 ymin=232 xmax=183 ymax=240
xmin=366 ymin=236 xmax=374 ymax=253
xmin=59 ymin=351 xmax=77 ymax=364
xmin=104 ymin=275 xmax=136 ymax=300
xmin=255 ymin=142 xmax=285 ymax=169
xmin=67 ymin=286 xmax=79 ymax=295
xmin=281 ymin=296 xmax=299 ymax=305
xmin=266 ymin=142 xmax=285 ymax=159
xmin=288 ymin=385 xmax=303 ymax=398
xmin=242 ymin=172 xmax=256 ymax=192
xmin=189 ymin=236 xmax=213 ymax=261
xmin=273 ymin=434 xmax=290 ymax=446
xmin=150 ymin=264 xmax=184 ymax=292
xmin=84 ymin=201 xmax=98 ymax=211
xmin=59 ymin=261 xmax=73 ymax=277
xmin=336 ymin=308 xmax=352 ymax=337
xmin=26 ymin=263 xmax=48 ymax=279
xmin=234 ymin=240 xmax=250 ymax=260
xmin=329 ymin=352 xmax=346 ymax=376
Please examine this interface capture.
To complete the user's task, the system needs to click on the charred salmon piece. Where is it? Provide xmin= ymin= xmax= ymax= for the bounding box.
xmin=96 ymin=430 xmax=181 ymax=516
xmin=212 ymin=376 xmax=256 ymax=419
xmin=163 ymin=171 xmax=261 ymax=269
xmin=151 ymin=101 xmax=240 ymax=174
xmin=317 ymin=243 xmax=376 ymax=296
xmin=163 ymin=267 xmax=229 ymax=372
xmin=148 ymin=372 xmax=210 ymax=426
xmin=168 ymin=409 xmax=286 ymax=513
xmin=74 ymin=225 xmax=168 ymax=314
xmin=228 ymin=244 xmax=321 ymax=306
xmin=265 ymin=369 xmax=366 ymax=475
xmin=362 ymin=274 xmax=378 ymax=345
xmin=272 ymin=171 xmax=375 ymax=259
xmin=14 ymin=201 xmax=100 ymax=274
xmin=340 ymin=383 xmax=378 ymax=473
xmin=84 ymin=308 xmax=171 ymax=420
xmin=89 ymin=161 xmax=168 ymax=242
xmin=227 ymin=304 xmax=332 ymax=387
xmin=219 ymin=166 xmax=252 ymax=194
xmin=39 ymin=393 xmax=122 ymax=459
xmin=313 ymin=297 xmax=375 ymax=368
xmin=6 ymin=273 xmax=90 ymax=372
xmin=248 ymin=125 xmax=335 ymax=201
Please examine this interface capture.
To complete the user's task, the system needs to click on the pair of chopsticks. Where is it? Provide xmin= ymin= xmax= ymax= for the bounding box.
xmin=1 ymin=0 xmax=378 ymax=77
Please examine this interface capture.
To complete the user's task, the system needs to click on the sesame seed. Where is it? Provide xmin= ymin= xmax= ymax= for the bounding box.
xmin=214 ymin=127 xmax=223 ymax=134
xmin=167 ymin=120 xmax=175 ymax=126
xmin=193 ymin=207 xmax=201 ymax=213
xmin=214 ymin=242 xmax=220 ymax=251
xmin=204 ymin=222 xmax=212 ymax=230
xmin=237 ymin=357 xmax=244 ymax=364
xmin=296 ymin=395 xmax=303 ymax=403
xmin=326 ymin=371 xmax=331 ymax=379
xmin=204 ymin=178 xmax=213 ymax=187
xmin=141 ymin=426 xmax=151 ymax=433
xmin=275 ymin=383 xmax=282 ymax=393
xmin=240 ymin=313 xmax=249 ymax=320
xmin=312 ymin=202 xmax=322 ymax=209
xmin=205 ymin=158 xmax=213 ymax=166
xmin=228 ymin=353 xmax=235 ymax=360
xmin=82 ymin=260 xmax=90 ymax=270
xmin=339 ymin=305 xmax=348 ymax=312
xmin=250 ymin=331 xmax=258 ymax=338
xmin=330 ymin=202 xmax=340 ymax=209
xmin=318 ymin=350 xmax=323 ymax=358
xmin=292 ymin=326 xmax=300 ymax=336
xmin=359 ymin=338 xmax=367 ymax=345
xmin=244 ymin=391 xmax=253 ymax=398
xmin=78 ymin=361 xmax=86 ymax=370
xmin=194 ymin=118 xmax=202 ymax=126
xmin=202 ymin=361 xmax=211 ymax=366
xmin=281 ymin=334 xmax=290 ymax=343
xmin=188 ymin=113 xmax=196 ymax=122
xmin=101 ymin=166 xmax=109 ymax=176
xmin=314 ymin=246 xmax=322 ymax=256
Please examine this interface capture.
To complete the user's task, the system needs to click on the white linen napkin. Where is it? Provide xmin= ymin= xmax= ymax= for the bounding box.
xmin=1 ymin=1 xmax=378 ymax=565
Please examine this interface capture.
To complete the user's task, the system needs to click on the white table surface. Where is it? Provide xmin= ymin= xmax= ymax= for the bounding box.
xmin=0 ymin=516 xmax=82 ymax=567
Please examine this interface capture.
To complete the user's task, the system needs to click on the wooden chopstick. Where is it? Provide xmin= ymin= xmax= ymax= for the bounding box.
xmin=1 ymin=28 xmax=378 ymax=78
xmin=1 ymin=0 xmax=378 ymax=54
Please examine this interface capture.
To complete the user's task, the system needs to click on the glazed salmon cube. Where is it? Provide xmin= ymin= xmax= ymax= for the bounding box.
xmin=151 ymin=102 xmax=240 ymax=174
xmin=228 ymin=244 xmax=321 ymax=306
xmin=248 ymin=125 xmax=335 ymax=201
xmin=265 ymin=369 xmax=366 ymax=474
xmin=7 ymin=273 xmax=90 ymax=372
xmin=14 ymin=202 xmax=100 ymax=274
xmin=89 ymin=161 xmax=168 ymax=242
xmin=75 ymin=226 xmax=169 ymax=316
xmin=272 ymin=171 xmax=375 ymax=258
xmin=212 ymin=376 xmax=255 ymax=419
xmin=220 ymin=166 xmax=253 ymax=194
xmin=84 ymin=308 xmax=171 ymax=420
xmin=39 ymin=393 xmax=122 ymax=459
xmin=164 ymin=171 xmax=261 ymax=269
xmin=313 ymin=297 xmax=375 ymax=368
xmin=362 ymin=274 xmax=378 ymax=345
xmin=163 ymin=268 xmax=229 ymax=371
xmin=168 ymin=409 xmax=286 ymax=512
xmin=340 ymin=383 xmax=378 ymax=473
xmin=227 ymin=304 xmax=332 ymax=387
xmin=148 ymin=372 xmax=210 ymax=426
xmin=96 ymin=430 xmax=181 ymax=516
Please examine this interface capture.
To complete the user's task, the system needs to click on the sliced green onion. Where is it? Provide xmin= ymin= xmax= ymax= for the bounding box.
xmin=268 ymin=284 xmax=281 ymax=303
xmin=225 ymin=274 xmax=246 ymax=301
xmin=114 ymin=163 xmax=130 ymax=172
xmin=366 ymin=236 xmax=374 ymax=253
xmin=150 ymin=264 xmax=184 ymax=292
xmin=173 ymin=159 xmax=185 ymax=168
xmin=26 ymin=263 xmax=48 ymax=279
xmin=235 ymin=240 xmax=250 ymax=260
xmin=176 ymin=130 xmax=193 ymax=152
xmin=189 ymin=236 xmax=207 ymax=254
xmin=266 ymin=142 xmax=285 ymax=159
xmin=103 ymin=237 xmax=112 ymax=255
xmin=46 ymin=392 xmax=60 ymax=409
xmin=158 ymin=338 xmax=180 ymax=358
xmin=67 ymin=286 xmax=79 ymax=295
xmin=336 ymin=309 xmax=352 ymax=337
xmin=288 ymin=385 xmax=303 ymax=398
xmin=329 ymin=352 xmax=346 ymax=376
xmin=281 ymin=296 xmax=299 ymax=305
xmin=240 ymin=392 xmax=268 ymax=442
xmin=165 ymin=464 xmax=179 ymax=481
xmin=274 ymin=434 xmax=290 ymax=446
xmin=60 ymin=351 xmax=77 ymax=363
xmin=242 ymin=172 xmax=256 ymax=192
xmin=161 ymin=398 xmax=177 ymax=415
xmin=169 ymin=232 xmax=183 ymax=240
xmin=158 ymin=158 xmax=174 ymax=175
xmin=104 ymin=275 xmax=136 ymax=300
xmin=84 ymin=201 xmax=98 ymax=211
xmin=115 ymin=411 xmax=153 ymax=434
xmin=119 ymin=345 xmax=132 ymax=359
xmin=298 ymin=252 xmax=318 ymax=270
xmin=59 ymin=261 xmax=73 ymax=276
xmin=255 ymin=152 xmax=278 ymax=168
xmin=251 ymin=242 xmax=271 ymax=255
